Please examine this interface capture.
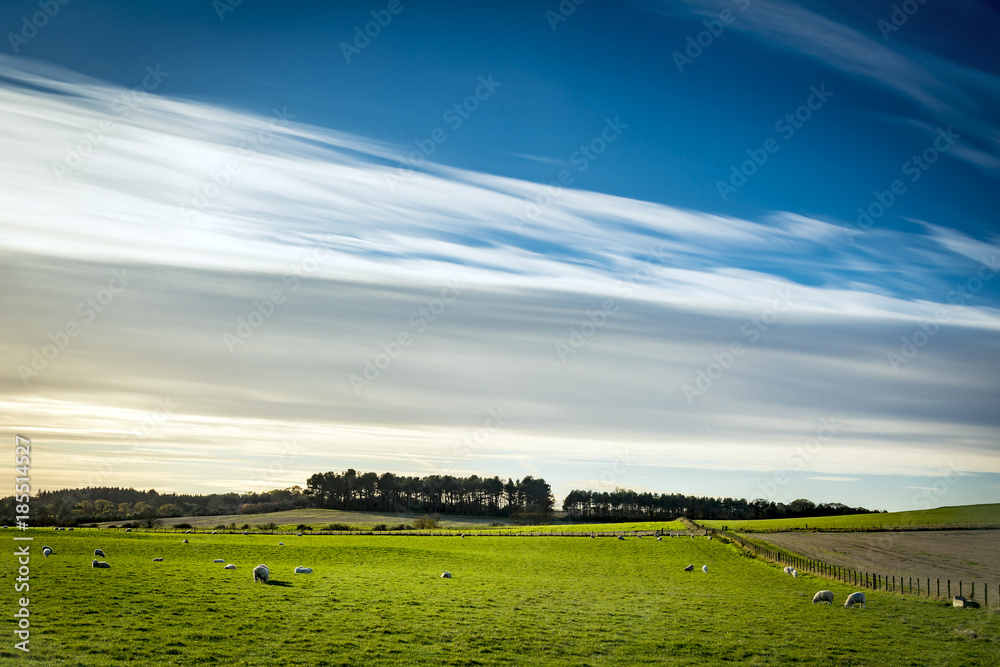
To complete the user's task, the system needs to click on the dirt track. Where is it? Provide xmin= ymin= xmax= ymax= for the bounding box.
xmin=758 ymin=530 xmax=1000 ymax=583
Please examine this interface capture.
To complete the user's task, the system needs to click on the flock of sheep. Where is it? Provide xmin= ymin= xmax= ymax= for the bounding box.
xmin=51 ymin=529 xmax=869 ymax=607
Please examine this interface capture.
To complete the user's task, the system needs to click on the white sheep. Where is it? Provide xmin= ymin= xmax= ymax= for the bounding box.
xmin=42 ymin=546 xmax=53 ymax=557
xmin=94 ymin=549 xmax=106 ymax=557
xmin=294 ymin=567 xmax=313 ymax=574
xmin=702 ymin=565 xmax=708 ymax=573
xmin=152 ymin=558 xmax=164 ymax=562
xmin=812 ymin=590 xmax=835 ymax=605
xmin=297 ymin=533 xmax=303 ymax=537
xmin=683 ymin=564 xmax=694 ymax=571
xmin=125 ymin=528 xmax=131 ymax=532
xmin=279 ymin=542 xmax=284 ymax=546
xmin=243 ymin=531 xmax=248 ymax=535
xmin=213 ymin=559 xmax=225 ymax=563
xmin=212 ymin=531 xmax=218 ymax=535
xmin=783 ymin=566 xmax=793 ymax=575
xmin=252 ymin=564 xmax=270 ymax=584
xmin=184 ymin=530 xmax=191 ymax=534
xmin=617 ymin=535 xmax=625 ymax=541
xmin=182 ymin=539 xmax=188 ymax=544
xmin=590 ymin=534 xmax=596 ymax=539
xmin=844 ymin=592 xmax=866 ymax=609
xmin=656 ymin=536 xmax=662 ymax=541
xmin=791 ymin=569 xmax=798 ymax=578
xmin=224 ymin=564 xmax=236 ymax=570
xmin=441 ymin=571 xmax=452 ymax=578
xmin=91 ymin=560 xmax=111 ymax=569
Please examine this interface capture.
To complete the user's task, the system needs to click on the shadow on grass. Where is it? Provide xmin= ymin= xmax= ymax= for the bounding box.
xmin=267 ymin=580 xmax=294 ymax=587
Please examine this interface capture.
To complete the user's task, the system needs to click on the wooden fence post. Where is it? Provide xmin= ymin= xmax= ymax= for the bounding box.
xmin=948 ymin=580 xmax=951 ymax=598
xmin=959 ymin=581 xmax=962 ymax=598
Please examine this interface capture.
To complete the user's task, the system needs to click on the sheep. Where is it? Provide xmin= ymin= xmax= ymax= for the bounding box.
xmin=656 ymin=536 xmax=662 ymax=541
xmin=637 ymin=535 xmax=642 ymax=539
xmin=441 ymin=571 xmax=452 ymax=578
xmin=213 ymin=559 xmax=225 ymax=563
xmin=590 ymin=534 xmax=596 ymax=539
xmin=224 ymin=564 xmax=236 ymax=570
xmin=243 ymin=531 xmax=248 ymax=535
xmin=91 ymin=560 xmax=111 ymax=569
xmin=791 ymin=569 xmax=798 ymax=578
xmin=294 ymin=566 xmax=313 ymax=574
xmin=812 ymin=590 xmax=835 ymax=605
xmin=67 ymin=527 xmax=74 ymax=531
xmin=184 ymin=530 xmax=191 ymax=534
xmin=152 ymin=558 xmax=164 ymax=562
xmin=182 ymin=539 xmax=188 ymax=544
xmin=212 ymin=531 xmax=218 ymax=535
xmin=683 ymin=564 xmax=694 ymax=571
xmin=617 ymin=535 xmax=625 ymax=541
xmin=844 ymin=592 xmax=866 ymax=609
xmin=42 ymin=546 xmax=53 ymax=557
xmin=297 ymin=533 xmax=303 ymax=537
xmin=702 ymin=565 xmax=708 ymax=573
xmin=279 ymin=542 xmax=284 ymax=546
xmin=252 ymin=564 xmax=270 ymax=584
xmin=125 ymin=528 xmax=131 ymax=532
xmin=783 ymin=566 xmax=793 ymax=575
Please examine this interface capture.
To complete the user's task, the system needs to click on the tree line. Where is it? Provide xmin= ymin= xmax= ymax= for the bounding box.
xmin=562 ymin=488 xmax=881 ymax=521
xmin=304 ymin=469 xmax=555 ymax=517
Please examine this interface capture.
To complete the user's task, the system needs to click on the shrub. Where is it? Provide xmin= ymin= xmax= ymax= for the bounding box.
xmin=413 ymin=515 xmax=440 ymax=530
xmin=174 ymin=522 xmax=193 ymax=530
xmin=391 ymin=523 xmax=412 ymax=531
xmin=214 ymin=524 xmax=227 ymax=530
xmin=296 ymin=524 xmax=314 ymax=531
xmin=261 ymin=522 xmax=278 ymax=530
xmin=324 ymin=523 xmax=351 ymax=531
xmin=373 ymin=524 xmax=388 ymax=531
xmin=240 ymin=524 xmax=250 ymax=530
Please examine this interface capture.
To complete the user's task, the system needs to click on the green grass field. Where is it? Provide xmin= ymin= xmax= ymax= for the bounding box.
xmin=4 ymin=529 xmax=997 ymax=665
xmin=698 ymin=504 xmax=1000 ymax=532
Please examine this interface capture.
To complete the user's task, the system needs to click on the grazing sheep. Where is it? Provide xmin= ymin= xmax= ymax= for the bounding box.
xmin=243 ymin=531 xmax=248 ymax=535
xmin=184 ymin=530 xmax=191 ymax=534
xmin=224 ymin=564 xmax=235 ymax=570
xmin=844 ymin=592 xmax=866 ymax=609
xmin=683 ymin=564 xmax=694 ymax=571
xmin=791 ymin=569 xmax=798 ymax=578
xmin=53 ymin=527 xmax=59 ymax=531
xmin=152 ymin=558 xmax=164 ymax=562
xmin=42 ymin=546 xmax=53 ymax=557
xmin=812 ymin=590 xmax=835 ymax=605
xmin=702 ymin=565 xmax=708 ymax=573
xmin=125 ymin=528 xmax=131 ymax=532
xmin=590 ymin=534 xmax=596 ymax=539
xmin=212 ymin=531 xmax=218 ymax=535
xmin=297 ymin=533 xmax=303 ymax=537
xmin=294 ymin=566 xmax=313 ymax=574
xmin=182 ymin=539 xmax=188 ymax=544
xmin=637 ymin=535 xmax=642 ymax=539
xmin=783 ymin=566 xmax=793 ymax=575
xmin=441 ymin=571 xmax=452 ymax=578
xmin=252 ymin=564 xmax=270 ymax=584
xmin=213 ymin=559 xmax=225 ymax=563
xmin=617 ymin=535 xmax=625 ymax=541
xmin=67 ymin=527 xmax=74 ymax=531
xmin=279 ymin=542 xmax=284 ymax=546
xmin=94 ymin=549 xmax=106 ymax=557
xmin=91 ymin=560 xmax=111 ymax=569
xmin=656 ymin=536 xmax=662 ymax=541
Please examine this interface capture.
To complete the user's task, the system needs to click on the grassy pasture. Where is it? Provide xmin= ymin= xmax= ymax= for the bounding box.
xmin=699 ymin=503 xmax=1000 ymax=532
xmin=3 ymin=530 xmax=998 ymax=665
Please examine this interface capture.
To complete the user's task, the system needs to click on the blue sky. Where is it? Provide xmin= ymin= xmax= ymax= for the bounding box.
xmin=1 ymin=0 xmax=998 ymax=511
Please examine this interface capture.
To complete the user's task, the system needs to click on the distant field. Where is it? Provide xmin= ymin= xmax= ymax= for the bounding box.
xmin=98 ymin=508 xmax=514 ymax=530
xmin=5 ymin=530 xmax=997 ymax=665
xmin=700 ymin=504 xmax=1000 ymax=532
xmin=756 ymin=529 xmax=1000 ymax=583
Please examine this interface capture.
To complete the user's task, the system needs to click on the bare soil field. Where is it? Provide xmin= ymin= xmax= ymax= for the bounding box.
xmin=759 ymin=529 xmax=1000 ymax=582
